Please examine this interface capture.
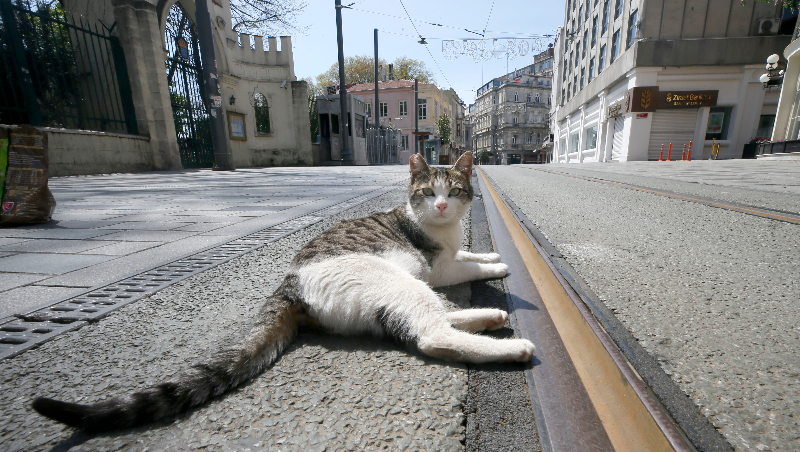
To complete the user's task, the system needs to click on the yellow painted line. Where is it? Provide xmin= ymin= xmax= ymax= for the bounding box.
xmin=479 ymin=168 xmax=677 ymax=452
xmin=535 ymin=169 xmax=800 ymax=225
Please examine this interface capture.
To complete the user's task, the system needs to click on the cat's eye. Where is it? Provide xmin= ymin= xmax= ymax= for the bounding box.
xmin=449 ymin=188 xmax=461 ymax=197
xmin=422 ymin=188 xmax=434 ymax=196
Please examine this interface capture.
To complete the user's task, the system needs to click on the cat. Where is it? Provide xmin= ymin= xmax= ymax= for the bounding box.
xmin=31 ymin=152 xmax=536 ymax=433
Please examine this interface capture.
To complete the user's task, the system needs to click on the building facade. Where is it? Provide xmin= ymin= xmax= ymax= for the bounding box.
xmin=470 ymin=49 xmax=554 ymax=165
xmin=346 ymin=80 xmax=465 ymax=164
xmin=550 ymin=0 xmax=792 ymax=163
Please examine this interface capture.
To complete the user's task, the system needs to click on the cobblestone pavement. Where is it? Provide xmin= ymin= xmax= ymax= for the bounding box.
xmin=0 ymin=167 xmax=408 ymax=319
xmin=482 ymin=161 xmax=800 ymax=452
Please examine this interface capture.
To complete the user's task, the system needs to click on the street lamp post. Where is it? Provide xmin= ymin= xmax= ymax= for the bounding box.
xmin=335 ymin=0 xmax=353 ymax=164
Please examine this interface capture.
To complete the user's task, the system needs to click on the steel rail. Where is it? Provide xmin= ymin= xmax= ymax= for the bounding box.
xmin=531 ymin=168 xmax=800 ymax=225
xmin=477 ymin=168 xmax=695 ymax=452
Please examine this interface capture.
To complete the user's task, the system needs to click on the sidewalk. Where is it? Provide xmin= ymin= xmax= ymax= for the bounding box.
xmin=0 ymin=167 xmax=408 ymax=320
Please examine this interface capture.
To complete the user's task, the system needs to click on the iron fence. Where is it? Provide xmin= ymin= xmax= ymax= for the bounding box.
xmin=0 ymin=0 xmax=137 ymax=134
xmin=366 ymin=124 xmax=401 ymax=165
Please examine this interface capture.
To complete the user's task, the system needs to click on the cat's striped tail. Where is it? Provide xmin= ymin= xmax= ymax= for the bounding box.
xmin=31 ymin=280 xmax=301 ymax=433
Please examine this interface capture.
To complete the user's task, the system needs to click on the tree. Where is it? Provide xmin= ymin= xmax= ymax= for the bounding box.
xmin=476 ymin=150 xmax=491 ymax=165
xmin=229 ymin=0 xmax=307 ymax=36
xmin=392 ymin=57 xmax=435 ymax=84
xmin=315 ymin=56 xmax=435 ymax=89
xmin=436 ymin=113 xmax=452 ymax=147
xmin=302 ymin=77 xmax=320 ymax=142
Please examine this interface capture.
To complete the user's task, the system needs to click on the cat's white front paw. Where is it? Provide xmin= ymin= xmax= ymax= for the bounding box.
xmin=485 ymin=310 xmax=508 ymax=330
xmin=511 ymin=339 xmax=536 ymax=362
xmin=483 ymin=253 xmax=502 ymax=263
xmin=483 ymin=263 xmax=509 ymax=279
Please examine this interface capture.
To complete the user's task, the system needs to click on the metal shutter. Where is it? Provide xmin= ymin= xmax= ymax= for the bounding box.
xmin=648 ymin=110 xmax=699 ymax=161
xmin=611 ymin=117 xmax=625 ymax=161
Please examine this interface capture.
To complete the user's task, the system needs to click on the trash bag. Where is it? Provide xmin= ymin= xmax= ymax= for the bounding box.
xmin=0 ymin=125 xmax=56 ymax=225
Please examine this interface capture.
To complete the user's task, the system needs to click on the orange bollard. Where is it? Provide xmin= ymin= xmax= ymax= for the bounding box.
xmin=682 ymin=144 xmax=687 ymax=161
xmin=668 ymin=143 xmax=672 ymax=161
xmin=688 ymin=141 xmax=692 ymax=161
xmin=659 ymin=144 xmax=664 ymax=161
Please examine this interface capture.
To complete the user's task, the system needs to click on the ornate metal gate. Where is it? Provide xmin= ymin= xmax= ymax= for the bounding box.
xmin=164 ymin=2 xmax=213 ymax=168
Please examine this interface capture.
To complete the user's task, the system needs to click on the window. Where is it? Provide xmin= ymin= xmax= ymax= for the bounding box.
xmin=513 ymin=116 xmax=518 ymax=124
xmin=365 ymin=103 xmax=372 ymax=118
xmin=600 ymin=44 xmax=606 ymax=70
xmin=537 ymin=132 xmax=541 ymax=143
xmin=379 ymin=102 xmax=387 ymax=117
xmin=401 ymin=134 xmax=409 ymax=150
xmin=512 ymin=135 xmax=517 ymax=145
xmin=434 ymin=100 xmax=439 ymax=119
xmin=570 ymin=132 xmax=579 ymax=152
xmin=527 ymin=92 xmax=532 ymax=102
xmin=575 ymin=44 xmax=580 ymax=65
xmin=611 ymin=30 xmax=620 ymax=60
xmin=578 ymin=7 xmax=583 ymax=27
xmin=614 ymin=0 xmax=622 ymax=19
xmin=253 ymin=93 xmax=270 ymax=134
xmin=536 ymin=92 xmax=540 ymax=103
xmin=627 ymin=10 xmax=638 ymax=48
xmin=515 ymin=91 xmax=519 ymax=102
xmin=573 ymin=75 xmax=578 ymax=94
xmin=705 ymin=106 xmax=733 ymax=140
xmin=602 ymin=0 xmax=609 ymax=34
xmin=569 ymin=52 xmax=574 ymax=71
xmin=527 ymin=133 xmax=533 ymax=144
xmin=331 ymin=114 xmax=340 ymax=135
xmin=399 ymin=100 xmax=407 ymax=116
xmin=583 ymin=31 xmax=588 ymax=58
xmin=756 ymin=115 xmax=775 ymax=138
xmin=585 ymin=1 xmax=589 ymax=20
xmin=418 ymin=99 xmax=427 ymax=119
xmin=592 ymin=16 xmax=597 ymax=47
xmin=580 ymin=67 xmax=585 ymax=88
xmin=589 ymin=58 xmax=595 ymax=80
xmin=585 ymin=125 xmax=598 ymax=149
xmin=564 ymin=59 xmax=568 ymax=79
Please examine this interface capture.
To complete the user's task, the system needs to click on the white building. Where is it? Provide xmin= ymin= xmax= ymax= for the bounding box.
xmin=550 ymin=0 xmax=793 ymax=162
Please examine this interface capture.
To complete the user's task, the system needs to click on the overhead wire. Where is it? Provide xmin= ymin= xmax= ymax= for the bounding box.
xmin=396 ymin=0 xmax=454 ymax=88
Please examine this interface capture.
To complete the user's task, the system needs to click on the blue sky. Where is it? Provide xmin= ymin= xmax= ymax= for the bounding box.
xmin=290 ymin=0 xmax=564 ymax=105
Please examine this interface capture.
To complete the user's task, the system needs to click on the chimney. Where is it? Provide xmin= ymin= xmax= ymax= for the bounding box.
xmin=389 ymin=64 xmax=394 ymax=80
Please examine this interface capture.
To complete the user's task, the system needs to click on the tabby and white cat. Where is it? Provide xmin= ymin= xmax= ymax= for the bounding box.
xmin=32 ymin=152 xmax=535 ymax=433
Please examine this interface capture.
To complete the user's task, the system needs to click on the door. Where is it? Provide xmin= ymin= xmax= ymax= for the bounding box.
xmin=648 ymin=110 xmax=699 ymax=161
xmin=165 ymin=2 xmax=214 ymax=168
xmin=611 ymin=116 xmax=624 ymax=161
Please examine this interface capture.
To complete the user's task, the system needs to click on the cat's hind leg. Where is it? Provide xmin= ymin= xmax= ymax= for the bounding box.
xmin=418 ymin=327 xmax=535 ymax=363
xmin=446 ymin=309 xmax=508 ymax=332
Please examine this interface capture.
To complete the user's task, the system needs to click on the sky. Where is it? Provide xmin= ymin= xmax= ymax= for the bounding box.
xmin=289 ymin=0 xmax=565 ymax=105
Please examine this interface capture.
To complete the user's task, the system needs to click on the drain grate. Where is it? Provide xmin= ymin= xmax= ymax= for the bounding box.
xmin=0 ymin=187 xmax=397 ymax=359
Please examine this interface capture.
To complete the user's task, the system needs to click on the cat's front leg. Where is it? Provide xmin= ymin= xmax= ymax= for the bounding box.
xmin=430 ymin=260 xmax=508 ymax=287
xmin=447 ymin=309 xmax=508 ymax=332
xmin=455 ymin=250 xmax=502 ymax=263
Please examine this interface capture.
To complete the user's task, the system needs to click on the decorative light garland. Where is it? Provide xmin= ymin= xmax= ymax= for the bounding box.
xmin=442 ymin=38 xmax=552 ymax=62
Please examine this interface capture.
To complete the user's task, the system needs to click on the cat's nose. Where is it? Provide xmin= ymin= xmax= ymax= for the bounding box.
xmin=437 ymin=203 xmax=447 ymax=213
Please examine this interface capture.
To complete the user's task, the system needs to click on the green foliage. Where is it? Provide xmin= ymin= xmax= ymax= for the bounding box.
xmin=436 ymin=114 xmax=451 ymax=147
xmin=315 ymin=56 xmax=435 ymax=89
xmin=476 ymin=150 xmax=491 ymax=165
xmin=749 ymin=0 xmax=799 ymax=8
xmin=302 ymin=77 xmax=319 ymax=142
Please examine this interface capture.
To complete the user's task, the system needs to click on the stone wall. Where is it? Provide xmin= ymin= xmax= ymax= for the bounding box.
xmin=44 ymin=128 xmax=153 ymax=177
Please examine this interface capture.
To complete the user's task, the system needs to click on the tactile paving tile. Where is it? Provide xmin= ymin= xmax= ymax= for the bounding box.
xmin=0 ymin=187 xmax=396 ymax=359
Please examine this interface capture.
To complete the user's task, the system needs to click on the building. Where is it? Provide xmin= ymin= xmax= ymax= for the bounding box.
xmin=470 ymin=48 xmax=554 ymax=165
xmin=550 ymin=0 xmax=792 ymax=163
xmin=316 ymin=93 xmax=369 ymax=164
xmin=345 ymin=80 xmax=466 ymax=164
xmin=768 ymin=16 xmax=800 ymax=156
xmin=0 ymin=0 xmax=312 ymax=175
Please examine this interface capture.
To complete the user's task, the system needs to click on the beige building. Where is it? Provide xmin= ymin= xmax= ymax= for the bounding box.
xmin=3 ymin=0 xmax=312 ymax=176
xmin=550 ymin=0 xmax=791 ymax=163
xmin=469 ymin=49 xmax=554 ymax=164
xmin=346 ymin=80 xmax=466 ymax=164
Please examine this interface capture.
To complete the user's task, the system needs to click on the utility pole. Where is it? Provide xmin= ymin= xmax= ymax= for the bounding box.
xmin=335 ymin=0 xmax=353 ymax=164
xmin=374 ymin=28 xmax=379 ymax=130
xmin=414 ymin=78 xmax=419 ymax=155
xmin=195 ymin=0 xmax=234 ymax=170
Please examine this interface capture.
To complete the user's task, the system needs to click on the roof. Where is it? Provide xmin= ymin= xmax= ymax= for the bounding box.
xmin=346 ymin=80 xmax=417 ymax=93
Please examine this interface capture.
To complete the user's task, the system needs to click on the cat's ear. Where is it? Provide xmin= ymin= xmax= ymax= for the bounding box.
xmin=452 ymin=152 xmax=473 ymax=179
xmin=410 ymin=153 xmax=430 ymax=179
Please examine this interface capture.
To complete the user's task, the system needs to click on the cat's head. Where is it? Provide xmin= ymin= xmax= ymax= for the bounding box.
xmin=407 ymin=152 xmax=474 ymax=226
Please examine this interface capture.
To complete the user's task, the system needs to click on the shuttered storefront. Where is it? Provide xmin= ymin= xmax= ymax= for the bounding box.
xmin=611 ymin=117 xmax=625 ymax=161
xmin=648 ymin=110 xmax=699 ymax=160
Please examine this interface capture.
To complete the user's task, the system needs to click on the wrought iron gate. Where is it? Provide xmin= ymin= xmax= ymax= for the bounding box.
xmin=165 ymin=3 xmax=213 ymax=168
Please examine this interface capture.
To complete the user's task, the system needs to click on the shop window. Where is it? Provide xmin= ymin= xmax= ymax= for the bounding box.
xmin=571 ymin=132 xmax=579 ymax=152
xmin=585 ymin=125 xmax=598 ymax=149
xmin=254 ymin=93 xmax=270 ymax=135
xmin=755 ymin=115 xmax=775 ymax=139
xmin=705 ymin=107 xmax=733 ymax=140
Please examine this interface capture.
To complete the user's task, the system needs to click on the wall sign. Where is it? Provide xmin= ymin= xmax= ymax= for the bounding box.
xmin=227 ymin=111 xmax=247 ymax=141
xmin=625 ymin=87 xmax=718 ymax=112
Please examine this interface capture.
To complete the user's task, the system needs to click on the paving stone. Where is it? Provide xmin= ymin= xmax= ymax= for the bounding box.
xmin=0 ymin=239 xmax=112 ymax=254
xmin=0 ymin=285 xmax=91 ymax=318
xmin=0 ymin=253 xmax=115 ymax=275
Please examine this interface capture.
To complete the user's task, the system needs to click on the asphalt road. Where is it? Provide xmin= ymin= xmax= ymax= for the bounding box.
xmin=482 ymin=161 xmax=800 ymax=452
